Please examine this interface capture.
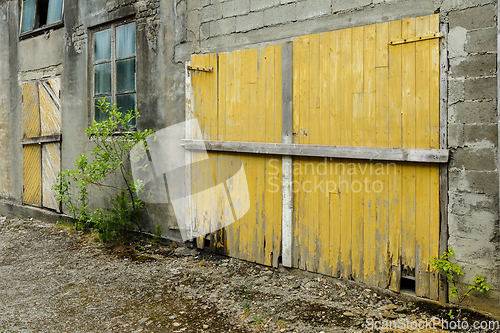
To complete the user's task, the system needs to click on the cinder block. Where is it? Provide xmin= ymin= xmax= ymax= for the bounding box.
xmin=222 ymin=0 xmax=250 ymax=18
xmin=187 ymin=10 xmax=200 ymax=38
xmin=449 ymin=170 xmax=499 ymax=195
xmin=187 ymin=0 xmax=211 ymax=11
xmin=452 ymin=54 xmax=496 ymax=78
xmin=448 ymin=78 xmax=465 ymax=105
xmin=466 ymin=170 xmax=499 ymax=196
xmin=441 ymin=0 xmax=497 ymax=12
xmin=463 ymin=124 xmax=497 ymax=146
xmin=236 ymin=11 xmax=264 ymax=32
xmin=332 ymin=0 xmax=372 ymax=13
xmin=465 ymin=27 xmax=497 ymax=53
xmin=448 ymin=123 xmax=464 ymax=148
xmin=200 ymin=22 xmax=210 ymax=39
xmin=199 ymin=4 xmax=223 ymax=23
xmin=210 ymin=17 xmax=236 ymax=36
xmin=296 ymin=0 xmax=331 ymax=20
xmin=448 ymin=191 xmax=499 ymax=216
xmin=450 ymin=147 xmax=497 ymax=171
xmin=448 ymin=4 xmax=496 ymax=30
xmin=454 ymin=100 xmax=497 ymax=124
xmin=263 ymin=3 xmax=296 ymax=26
xmin=464 ymin=77 xmax=497 ymax=101
xmin=250 ymin=0 xmax=279 ymax=12
xmin=448 ymin=211 xmax=497 ymax=241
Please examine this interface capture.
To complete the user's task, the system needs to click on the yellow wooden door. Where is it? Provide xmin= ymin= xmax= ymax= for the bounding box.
xmin=189 ymin=47 xmax=283 ymax=267
xmin=22 ymin=78 xmax=62 ymax=211
xmin=291 ymin=15 xmax=440 ymax=299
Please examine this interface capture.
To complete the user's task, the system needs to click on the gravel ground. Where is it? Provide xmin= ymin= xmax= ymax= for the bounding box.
xmin=0 ymin=216 xmax=497 ymax=333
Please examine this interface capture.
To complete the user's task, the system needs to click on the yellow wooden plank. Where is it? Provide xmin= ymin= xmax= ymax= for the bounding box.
xmin=273 ymin=46 xmax=283 ymax=268
xmin=42 ymin=142 xmax=61 ymax=211
xmin=23 ymin=144 xmax=41 ymax=206
xmin=401 ymin=17 xmax=417 ymax=276
xmin=351 ymin=25 xmax=364 ymax=281
xmin=415 ymin=15 xmax=431 ymax=298
xmin=318 ymin=32 xmax=330 ymax=274
xmin=363 ymin=23 xmax=377 ymax=286
xmin=376 ymin=67 xmax=390 ymax=287
xmin=39 ymin=78 xmax=61 ymax=136
xmin=387 ymin=19 xmax=402 ymax=292
xmin=429 ymin=14 xmax=441 ymax=300
xmin=376 ymin=22 xmax=389 ymax=68
xmin=340 ymin=28 xmax=353 ymax=279
xmin=263 ymin=47 xmax=274 ymax=266
xmin=22 ymin=82 xmax=40 ymax=139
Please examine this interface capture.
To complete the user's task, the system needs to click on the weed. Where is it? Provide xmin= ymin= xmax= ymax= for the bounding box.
xmin=150 ymin=224 xmax=163 ymax=246
xmin=276 ymin=317 xmax=285 ymax=328
xmin=431 ymin=247 xmax=491 ymax=319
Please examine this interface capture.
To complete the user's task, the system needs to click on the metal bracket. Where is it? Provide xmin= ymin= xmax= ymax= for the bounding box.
xmin=187 ymin=65 xmax=214 ymax=73
xmin=390 ymin=32 xmax=443 ymax=45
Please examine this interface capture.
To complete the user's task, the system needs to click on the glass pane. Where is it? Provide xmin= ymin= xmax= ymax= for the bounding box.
xmin=20 ymin=0 xmax=36 ymax=33
xmin=46 ymin=0 xmax=63 ymax=25
xmin=116 ymin=59 xmax=136 ymax=93
xmin=94 ymin=29 xmax=111 ymax=63
xmin=116 ymin=23 xmax=136 ymax=59
xmin=95 ymin=96 xmax=111 ymax=123
xmin=94 ymin=63 xmax=111 ymax=95
xmin=117 ymin=94 xmax=137 ymax=127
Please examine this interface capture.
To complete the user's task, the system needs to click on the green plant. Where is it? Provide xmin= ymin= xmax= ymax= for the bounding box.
xmin=431 ymin=247 xmax=491 ymax=319
xmin=53 ymin=99 xmax=154 ymax=242
xmin=276 ymin=317 xmax=285 ymax=328
xmin=242 ymin=285 xmax=252 ymax=315
xmin=150 ymin=224 xmax=163 ymax=245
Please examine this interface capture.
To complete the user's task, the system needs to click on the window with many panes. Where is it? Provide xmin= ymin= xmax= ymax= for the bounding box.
xmin=92 ymin=21 xmax=136 ymax=127
xmin=20 ymin=0 xmax=64 ymax=34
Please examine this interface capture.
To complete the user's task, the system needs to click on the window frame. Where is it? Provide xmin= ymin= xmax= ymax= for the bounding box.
xmin=91 ymin=19 xmax=137 ymax=129
xmin=19 ymin=0 xmax=64 ymax=39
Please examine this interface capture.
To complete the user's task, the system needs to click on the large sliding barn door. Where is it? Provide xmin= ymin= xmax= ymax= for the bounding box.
xmin=186 ymin=14 xmax=444 ymax=301
xmin=291 ymin=15 xmax=441 ymax=299
xmin=22 ymin=78 xmax=62 ymax=211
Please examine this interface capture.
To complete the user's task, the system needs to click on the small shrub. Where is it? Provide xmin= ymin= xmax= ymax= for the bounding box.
xmin=431 ymin=247 xmax=491 ymax=319
xmin=54 ymin=99 xmax=154 ymax=243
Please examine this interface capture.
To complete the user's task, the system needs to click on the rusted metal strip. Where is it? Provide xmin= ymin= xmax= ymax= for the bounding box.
xmin=181 ymin=139 xmax=450 ymax=163
xmin=187 ymin=65 xmax=214 ymax=73
xmin=21 ymin=134 xmax=62 ymax=145
xmin=389 ymin=32 xmax=443 ymax=45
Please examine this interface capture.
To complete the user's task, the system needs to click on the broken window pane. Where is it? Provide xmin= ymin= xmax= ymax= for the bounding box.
xmin=94 ymin=29 xmax=111 ymax=63
xmin=116 ymin=59 xmax=136 ymax=94
xmin=95 ymin=96 xmax=111 ymax=123
xmin=94 ymin=63 xmax=111 ymax=95
xmin=46 ymin=0 xmax=64 ymax=25
xmin=20 ymin=0 xmax=36 ymax=33
xmin=117 ymin=93 xmax=137 ymax=127
xmin=116 ymin=23 xmax=136 ymax=59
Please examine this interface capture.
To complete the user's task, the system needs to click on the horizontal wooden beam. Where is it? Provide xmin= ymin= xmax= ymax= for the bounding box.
xmin=21 ymin=134 xmax=61 ymax=145
xmin=180 ymin=139 xmax=449 ymax=163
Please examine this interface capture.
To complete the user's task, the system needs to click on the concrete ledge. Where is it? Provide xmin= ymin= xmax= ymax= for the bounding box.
xmin=0 ymin=200 xmax=75 ymax=225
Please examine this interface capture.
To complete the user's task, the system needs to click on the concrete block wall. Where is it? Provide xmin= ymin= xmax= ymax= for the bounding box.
xmin=446 ymin=2 xmax=500 ymax=313
xmin=180 ymin=0 xmax=500 ymax=316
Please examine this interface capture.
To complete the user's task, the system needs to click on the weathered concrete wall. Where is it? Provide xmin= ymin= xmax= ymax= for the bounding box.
xmin=179 ymin=0 xmax=500 ymax=316
xmin=0 ymin=2 xmax=12 ymax=200
xmin=446 ymin=1 xmax=500 ymax=314
xmin=0 ymin=0 xmax=187 ymax=241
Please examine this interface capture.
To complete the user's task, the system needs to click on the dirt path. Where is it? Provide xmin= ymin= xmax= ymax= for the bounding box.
xmin=0 ymin=216 xmax=496 ymax=332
